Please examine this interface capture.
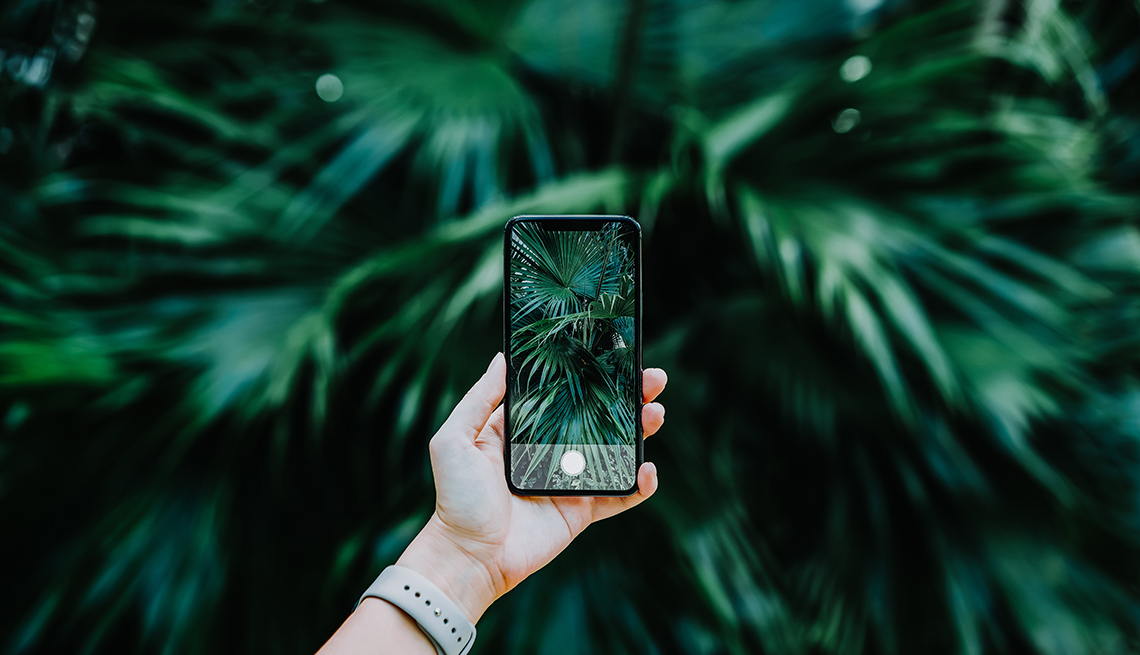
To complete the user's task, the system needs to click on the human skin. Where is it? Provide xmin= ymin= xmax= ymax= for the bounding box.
xmin=317 ymin=352 xmax=668 ymax=654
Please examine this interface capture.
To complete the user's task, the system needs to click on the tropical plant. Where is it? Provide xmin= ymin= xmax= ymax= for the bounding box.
xmin=3 ymin=0 xmax=1140 ymax=654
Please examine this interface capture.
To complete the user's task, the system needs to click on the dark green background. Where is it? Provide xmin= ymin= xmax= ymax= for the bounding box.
xmin=3 ymin=0 xmax=1140 ymax=653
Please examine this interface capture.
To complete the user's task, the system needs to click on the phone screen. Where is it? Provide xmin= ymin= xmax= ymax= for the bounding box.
xmin=504 ymin=216 xmax=641 ymax=494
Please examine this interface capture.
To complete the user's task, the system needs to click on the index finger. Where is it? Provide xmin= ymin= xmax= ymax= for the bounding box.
xmin=643 ymin=368 xmax=668 ymax=403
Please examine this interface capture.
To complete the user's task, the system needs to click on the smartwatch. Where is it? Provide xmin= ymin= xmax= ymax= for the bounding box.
xmin=356 ymin=565 xmax=477 ymax=655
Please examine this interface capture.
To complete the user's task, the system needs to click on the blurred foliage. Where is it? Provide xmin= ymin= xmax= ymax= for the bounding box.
xmin=3 ymin=0 xmax=1140 ymax=653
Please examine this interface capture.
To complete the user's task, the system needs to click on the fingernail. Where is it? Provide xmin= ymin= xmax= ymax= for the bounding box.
xmin=644 ymin=461 xmax=657 ymax=477
xmin=486 ymin=352 xmax=503 ymax=373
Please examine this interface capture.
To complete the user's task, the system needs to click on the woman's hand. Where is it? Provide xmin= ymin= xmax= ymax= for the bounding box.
xmin=396 ymin=352 xmax=668 ymax=623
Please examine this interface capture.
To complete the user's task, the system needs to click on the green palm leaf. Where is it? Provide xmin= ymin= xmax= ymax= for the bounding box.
xmin=508 ymin=219 xmax=636 ymax=451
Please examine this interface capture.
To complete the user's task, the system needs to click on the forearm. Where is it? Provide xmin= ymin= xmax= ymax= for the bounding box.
xmin=317 ymin=598 xmax=435 ymax=655
xmin=317 ymin=514 xmax=501 ymax=655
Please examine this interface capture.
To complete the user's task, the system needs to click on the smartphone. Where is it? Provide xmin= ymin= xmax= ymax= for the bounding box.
xmin=503 ymin=215 xmax=642 ymax=496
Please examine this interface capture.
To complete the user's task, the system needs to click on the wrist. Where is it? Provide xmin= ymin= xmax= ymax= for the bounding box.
xmin=396 ymin=513 xmax=502 ymax=624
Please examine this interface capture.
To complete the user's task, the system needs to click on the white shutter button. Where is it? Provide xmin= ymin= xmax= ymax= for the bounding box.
xmin=560 ymin=450 xmax=585 ymax=476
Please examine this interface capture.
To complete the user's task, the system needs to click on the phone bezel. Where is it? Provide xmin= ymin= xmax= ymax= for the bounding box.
xmin=502 ymin=214 xmax=643 ymax=497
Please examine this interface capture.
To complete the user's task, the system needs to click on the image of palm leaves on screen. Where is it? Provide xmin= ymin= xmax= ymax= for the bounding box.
xmin=509 ymin=221 xmax=637 ymax=449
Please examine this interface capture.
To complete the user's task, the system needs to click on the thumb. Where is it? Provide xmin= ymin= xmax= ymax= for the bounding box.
xmin=437 ymin=352 xmax=506 ymax=445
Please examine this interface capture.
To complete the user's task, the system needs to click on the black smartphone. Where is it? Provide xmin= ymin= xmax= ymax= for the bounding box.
xmin=503 ymin=215 xmax=642 ymax=496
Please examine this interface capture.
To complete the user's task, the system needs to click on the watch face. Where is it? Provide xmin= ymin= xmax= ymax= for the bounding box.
xmin=505 ymin=216 xmax=640 ymax=494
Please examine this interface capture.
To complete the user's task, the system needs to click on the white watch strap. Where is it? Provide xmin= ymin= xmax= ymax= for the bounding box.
xmin=356 ymin=565 xmax=477 ymax=655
